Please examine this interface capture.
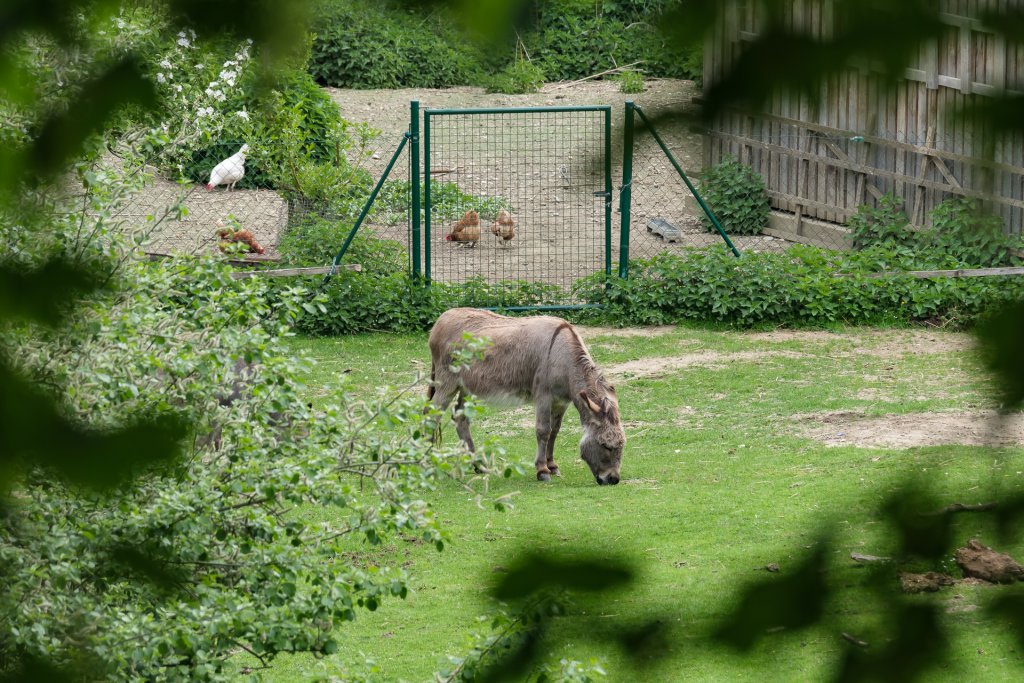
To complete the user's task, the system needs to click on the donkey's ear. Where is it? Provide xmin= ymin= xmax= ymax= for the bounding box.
xmin=579 ymin=390 xmax=602 ymax=415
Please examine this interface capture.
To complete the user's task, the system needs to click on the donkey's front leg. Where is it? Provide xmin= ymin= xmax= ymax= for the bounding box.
xmin=544 ymin=401 xmax=569 ymax=477
xmin=534 ymin=397 xmax=556 ymax=482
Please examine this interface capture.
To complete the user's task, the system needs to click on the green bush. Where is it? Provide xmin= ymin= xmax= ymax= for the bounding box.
xmin=616 ymin=69 xmax=645 ymax=94
xmin=308 ymin=0 xmax=485 ymax=88
xmin=573 ymin=246 xmax=1024 ymax=329
xmin=307 ymin=0 xmax=701 ymax=89
xmin=292 ymin=271 xmax=569 ymax=336
xmin=375 ymin=179 xmax=514 ymax=223
xmin=524 ymin=1 xmax=699 ymax=82
xmin=278 ymin=215 xmax=407 ymax=276
xmin=848 ymin=193 xmax=915 ymax=250
xmin=925 ymin=197 xmax=1022 ymax=267
xmin=698 ymin=156 xmax=771 ymax=235
xmin=485 ymin=59 xmax=546 ymax=94
xmin=847 ymin=195 xmax=1023 ymax=268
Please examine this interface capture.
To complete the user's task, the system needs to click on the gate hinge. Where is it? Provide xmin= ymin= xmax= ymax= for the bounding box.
xmin=592 ymin=191 xmax=612 ymax=198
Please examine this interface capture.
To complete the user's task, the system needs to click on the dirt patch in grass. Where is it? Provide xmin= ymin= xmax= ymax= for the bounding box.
xmin=743 ymin=328 xmax=976 ymax=358
xmin=577 ymin=325 xmax=677 ymax=339
xmin=801 ymin=410 xmax=1024 ymax=449
xmin=604 ymin=350 xmax=806 ymax=379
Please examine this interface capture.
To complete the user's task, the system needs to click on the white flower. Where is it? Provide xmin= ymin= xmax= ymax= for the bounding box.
xmin=205 ymin=87 xmax=226 ymax=102
xmin=116 ymin=19 xmax=126 ymax=29
xmin=156 ymin=73 xmax=166 ymax=84
xmin=220 ymin=70 xmax=237 ymax=86
xmin=197 ymin=106 xmax=215 ymax=118
xmin=174 ymin=84 xmax=183 ymax=93
xmin=177 ymin=35 xmax=190 ymax=47
xmin=195 ymin=64 xmax=205 ymax=70
xmin=235 ymin=110 xmax=250 ymax=121
xmin=160 ymin=59 xmax=172 ymax=70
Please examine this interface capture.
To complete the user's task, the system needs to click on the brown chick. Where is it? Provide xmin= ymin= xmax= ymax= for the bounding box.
xmin=446 ymin=210 xmax=481 ymax=248
xmin=490 ymin=210 xmax=515 ymax=247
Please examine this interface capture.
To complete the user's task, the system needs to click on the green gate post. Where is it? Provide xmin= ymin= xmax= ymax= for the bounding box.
xmin=619 ymin=101 xmax=636 ymax=279
xmin=410 ymin=100 xmax=421 ymax=279
xmin=423 ymin=110 xmax=432 ymax=283
xmin=604 ymin=106 xmax=613 ymax=279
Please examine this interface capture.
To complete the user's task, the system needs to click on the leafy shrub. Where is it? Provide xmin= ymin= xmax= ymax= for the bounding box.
xmin=617 ymin=69 xmax=645 ymax=94
xmin=925 ymin=197 xmax=1022 ymax=267
xmin=848 ymin=195 xmax=1022 ymax=268
xmin=294 ymin=271 xmax=568 ymax=336
xmin=308 ymin=0 xmax=700 ymax=89
xmin=524 ymin=1 xmax=698 ymax=82
xmin=278 ymin=214 xmax=407 ymax=275
xmin=573 ymin=246 xmax=1024 ymax=329
xmin=486 ymin=59 xmax=547 ymax=94
xmin=848 ymin=193 xmax=915 ymax=250
xmin=698 ymin=156 xmax=770 ymax=235
xmin=1 ymin=148 xmax=500 ymax=680
xmin=308 ymin=0 xmax=485 ymax=88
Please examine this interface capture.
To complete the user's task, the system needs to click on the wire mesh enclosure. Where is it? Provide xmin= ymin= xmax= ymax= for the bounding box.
xmin=620 ymin=103 xmax=785 ymax=263
xmin=422 ymin=106 xmax=612 ymax=307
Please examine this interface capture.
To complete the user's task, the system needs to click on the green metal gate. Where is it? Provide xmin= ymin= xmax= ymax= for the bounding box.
xmin=414 ymin=103 xmax=612 ymax=309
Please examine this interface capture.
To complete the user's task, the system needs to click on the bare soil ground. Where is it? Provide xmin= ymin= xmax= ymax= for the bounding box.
xmin=575 ymin=324 xmax=1024 ymax=450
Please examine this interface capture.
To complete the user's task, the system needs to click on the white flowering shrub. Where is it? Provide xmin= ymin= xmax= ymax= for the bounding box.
xmin=141 ymin=26 xmax=377 ymax=212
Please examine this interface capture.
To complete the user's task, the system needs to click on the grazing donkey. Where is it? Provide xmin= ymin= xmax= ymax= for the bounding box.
xmin=428 ymin=308 xmax=625 ymax=485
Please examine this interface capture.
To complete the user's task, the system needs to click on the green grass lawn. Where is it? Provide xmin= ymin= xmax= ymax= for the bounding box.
xmin=249 ymin=324 xmax=1024 ymax=682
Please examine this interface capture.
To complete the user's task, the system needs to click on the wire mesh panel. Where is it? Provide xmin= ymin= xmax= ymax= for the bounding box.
xmin=424 ymin=106 xmax=611 ymax=307
xmin=621 ymin=105 xmax=788 ymax=263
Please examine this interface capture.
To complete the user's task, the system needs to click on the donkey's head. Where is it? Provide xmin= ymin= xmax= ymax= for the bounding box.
xmin=578 ymin=388 xmax=625 ymax=486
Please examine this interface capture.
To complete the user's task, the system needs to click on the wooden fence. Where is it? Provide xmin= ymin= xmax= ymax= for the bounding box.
xmin=703 ymin=0 xmax=1024 ymax=240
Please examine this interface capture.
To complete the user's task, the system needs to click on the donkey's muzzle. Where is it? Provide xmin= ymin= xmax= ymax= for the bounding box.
xmin=596 ymin=473 xmax=620 ymax=486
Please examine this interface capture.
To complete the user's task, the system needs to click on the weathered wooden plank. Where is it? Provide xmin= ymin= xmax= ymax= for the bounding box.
xmin=229 ymin=265 xmax=362 ymax=279
xmin=709 ymin=129 xmax=1024 ymax=210
xmin=744 ymin=109 xmax=1024 ymax=176
xmin=870 ymin=266 xmax=1024 ymax=279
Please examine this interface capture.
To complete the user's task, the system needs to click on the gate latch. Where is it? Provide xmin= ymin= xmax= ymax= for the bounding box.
xmin=592 ymin=191 xmax=611 ymax=198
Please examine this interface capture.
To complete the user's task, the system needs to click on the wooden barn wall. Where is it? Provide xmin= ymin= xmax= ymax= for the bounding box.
xmin=703 ymin=0 xmax=1024 ymax=235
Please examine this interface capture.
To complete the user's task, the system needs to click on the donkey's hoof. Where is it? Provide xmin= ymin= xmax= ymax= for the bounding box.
xmin=537 ymin=471 xmax=552 ymax=482
xmin=548 ymin=466 xmax=560 ymax=477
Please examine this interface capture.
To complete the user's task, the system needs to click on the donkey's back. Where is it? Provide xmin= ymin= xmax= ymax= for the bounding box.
xmin=428 ymin=308 xmax=579 ymax=404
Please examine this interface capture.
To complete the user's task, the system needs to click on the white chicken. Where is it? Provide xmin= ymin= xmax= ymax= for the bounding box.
xmin=206 ymin=144 xmax=249 ymax=191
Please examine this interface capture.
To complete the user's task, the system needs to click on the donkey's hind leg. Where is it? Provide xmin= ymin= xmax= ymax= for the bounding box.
xmin=452 ymin=391 xmax=476 ymax=454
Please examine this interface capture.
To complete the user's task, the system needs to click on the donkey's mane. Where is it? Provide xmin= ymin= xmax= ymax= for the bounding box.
xmin=552 ymin=322 xmax=615 ymax=399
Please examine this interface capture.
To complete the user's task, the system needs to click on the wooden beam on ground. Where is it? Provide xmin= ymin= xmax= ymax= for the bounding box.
xmin=866 ymin=266 xmax=1024 ymax=279
xmin=229 ymin=265 xmax=362 ymax=279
